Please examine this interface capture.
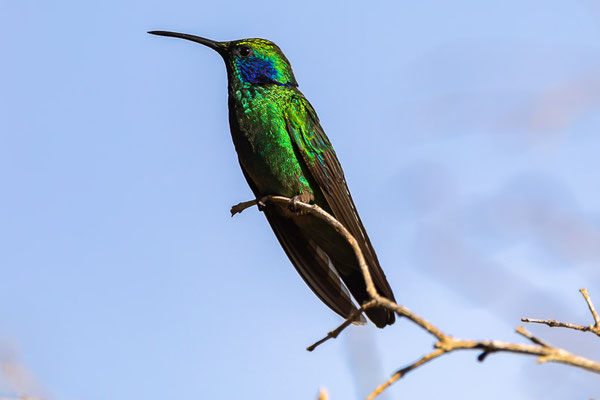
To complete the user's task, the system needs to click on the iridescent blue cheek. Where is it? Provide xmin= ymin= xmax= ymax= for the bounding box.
xmin=237 ymin=57 xmax=279 ymax=85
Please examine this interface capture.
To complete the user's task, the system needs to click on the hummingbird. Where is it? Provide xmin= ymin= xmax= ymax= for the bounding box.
xmin=149 ymin=31 xmax=396 ymax=327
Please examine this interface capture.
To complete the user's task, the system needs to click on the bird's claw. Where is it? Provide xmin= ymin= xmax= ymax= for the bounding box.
xmin=288 ymin=197 xmax=299 ymax=212
xmin=287 ymin=193 xmax=314 ymax=213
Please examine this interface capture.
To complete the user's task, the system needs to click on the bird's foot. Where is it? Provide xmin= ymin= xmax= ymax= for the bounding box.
xmin=288 ymin=193 xmax=314 ymax=214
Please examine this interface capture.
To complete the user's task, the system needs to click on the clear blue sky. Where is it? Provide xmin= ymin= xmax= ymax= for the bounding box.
xmin=1 ymin=1 xmax=599 ymax=399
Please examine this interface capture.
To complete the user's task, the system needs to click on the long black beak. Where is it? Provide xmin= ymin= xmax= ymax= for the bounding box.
xmin=148 ymin=31 xmax=227 ymax=54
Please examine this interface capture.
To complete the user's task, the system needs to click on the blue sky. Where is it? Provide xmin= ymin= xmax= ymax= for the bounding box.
xmin=1 ymin=1 xmax=599 ymax=399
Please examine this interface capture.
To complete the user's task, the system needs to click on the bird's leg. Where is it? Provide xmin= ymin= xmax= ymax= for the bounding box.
xmin=288 ymin=192 xmax=314 ymax=213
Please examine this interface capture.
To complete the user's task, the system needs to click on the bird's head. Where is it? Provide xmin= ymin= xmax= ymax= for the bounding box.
xmin=149 ymin=31 xmax=298 ymax=88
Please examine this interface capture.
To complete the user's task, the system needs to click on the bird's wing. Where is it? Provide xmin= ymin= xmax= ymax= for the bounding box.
xmin=239 ymin=162 xmax=366 ymax=324
xmin=284 ymin=93 xmax=396 ymax=304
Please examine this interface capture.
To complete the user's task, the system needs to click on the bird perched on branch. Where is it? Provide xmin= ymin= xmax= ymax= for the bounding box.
xmin=149 ymin=31 xmax=396 ymax=327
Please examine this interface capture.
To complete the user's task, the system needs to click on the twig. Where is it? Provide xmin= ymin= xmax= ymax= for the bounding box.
xmin=520 ymin=318 xmax=600 ymax=337
xmin=307 ymin=300 xmax=378 ymax=351
xmin=231 ymin=196 xmax=600 ymax=399
xmin=230 ymin=199 xmax=261 ymax=216
xmin=521 ymin=289 xmax=600 ymax=338
xmin=581 ymin=288 xmax=600 ymax=327
xmin=366 ymin=349 xmax=445 ymax=400
xmin=515 ymin=326 xmax=552 ymax=348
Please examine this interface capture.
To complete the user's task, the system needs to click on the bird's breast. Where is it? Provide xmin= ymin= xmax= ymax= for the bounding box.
xmin=227 ymin=87 xmax=313 ymax=198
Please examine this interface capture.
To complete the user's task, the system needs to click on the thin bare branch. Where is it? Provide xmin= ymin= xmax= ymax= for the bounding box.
xmin=307 ymin=300 xmax=377 ymax=352
xmin=230 ymin=199 xmax=260 ymax=216
xmin=521 ymin=317 xmax=600 ymax=337
xmin=521 ymin=289 xmax=600 ymax=338
xmin=581 ymin=288 xmax=600 ymax=327
xmin=515 ymin=326 xmax=552 ymax=348
xmin=366 ymin=349 xmax=446 ymax=400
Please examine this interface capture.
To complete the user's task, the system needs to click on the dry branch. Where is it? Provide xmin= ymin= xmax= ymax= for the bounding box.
xmin=521 ymin=288 xmax=600 ymax=338
xmin=231 ymin=195 xmax=600 ymax=399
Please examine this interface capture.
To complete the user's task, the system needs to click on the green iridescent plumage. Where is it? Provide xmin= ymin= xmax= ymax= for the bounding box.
xmin=149 ymin=31 xmax=396 ymax=327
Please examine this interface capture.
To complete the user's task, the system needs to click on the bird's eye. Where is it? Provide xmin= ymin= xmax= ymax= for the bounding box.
xmin=238 ymin=46 xmax=252 ymax=57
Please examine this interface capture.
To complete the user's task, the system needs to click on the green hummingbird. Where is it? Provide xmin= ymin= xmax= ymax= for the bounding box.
xmin=149 ymin=31 xmax=396 ymax=327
